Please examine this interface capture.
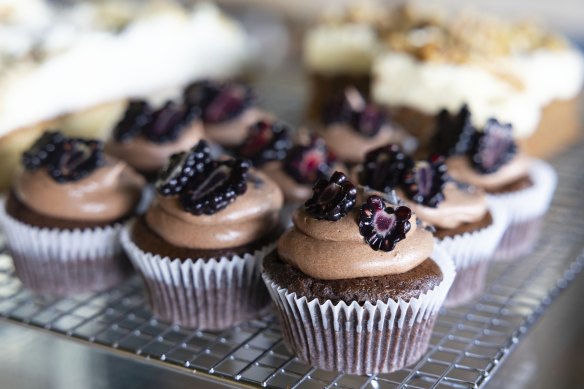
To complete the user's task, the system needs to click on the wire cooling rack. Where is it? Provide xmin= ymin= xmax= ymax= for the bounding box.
xmin=0 ymin=144 xmax=583 ymax=389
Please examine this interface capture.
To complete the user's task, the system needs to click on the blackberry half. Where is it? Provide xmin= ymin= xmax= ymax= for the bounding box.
xmin=359 ymin=144 xmax=413 ymax=193
xmin=184 ymin=80 xmax=255 ymax=124
xmin=235 ymin=119 xmax=292 ymax=167
xmin=156 ymin=140 xmax=212 ymax=196
xmin=358 ymin=195 xmax=412 ymax=252
xmin=143 ymin=101 xmax=200 ymax=144
xmin=46 ymin=138 xmax=105 ymax=183
xmin=112 ymin=100 xmax=152 ymax=142
xmin=283 ymin=137 xmax=335 ymax=185
xmin=430 ymin=105 xmax=476 ymax=156
xmin=22 ymin=131 xmax=65 ymax=171
xmin=470 ymin=118 xmax=517 ymax=174
xmin=305 ymin=171 xmax=357 ymax=221
xmin=402 ymin=155 xmax=448 ymax=208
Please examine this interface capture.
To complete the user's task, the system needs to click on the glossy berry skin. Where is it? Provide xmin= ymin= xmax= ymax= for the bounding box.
xmin=402 ymin=155 xmax=448 ymax=208
xmin=112 ymin=100 xmax=152 ymax=142
xmin=470 ymin=118 xmax=517 ymax=174
xmin=46 ymin=138 xmax=105 ymax=183
xmin=156 ymin=141 xmax=212 ymax=196
xmin=22 ymin=131 xmax=65 ymax=171
xmin=359 ymin=144 xmax=413 ymax=193
xmin=359 ymin=195 xmax=412 ymax=252
xmin=180 ymin=158 xmax=250 ymax=216
xmin=143 ymin=101 xmax=200 ymax=144
xmin=305 ymin=171 xmax=357 ymax=221
xmin=183 ymin=80 xmax=255 ymax=124
xmin=431 ymin=105 xmax=476 ymax=157
xmin=235 ymin=119 xmax=292 ymax=167
xmin=283 ymin=137 xmax=335 ymax=185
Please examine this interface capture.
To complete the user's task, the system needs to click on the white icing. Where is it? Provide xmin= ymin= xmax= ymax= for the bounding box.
xmin=372 ymin=49 xmax=584 ymax=138
xmin=0 ymin=3 xmax=252 ymax=137
xmin=303 ymin=23 xmax=379 ymax=74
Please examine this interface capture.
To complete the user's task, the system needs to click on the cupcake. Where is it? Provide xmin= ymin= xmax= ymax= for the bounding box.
xmin=183 ymin=80 xmax=267 ymax=148
xmin=262 ymin=172 xmax=455 ymax=374
xmin=105 ymin=100 xmax=205 ymax=181
xmin=319 ymin=87 xmax=416 ymax=165
xmin=121 ymin=140 xmax=284 ymax=330
xmin=357 ymin=144 xmax=506 ymax=306
xmin=439 ymin=112 xmax=557 ymax=260
xmin=0 ymin=131 xmax=145 ymax=295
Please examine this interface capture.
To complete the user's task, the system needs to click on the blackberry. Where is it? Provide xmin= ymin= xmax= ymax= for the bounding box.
xmin=143 ymin=101 xmax=200 ymax=144
xmin=235 ymin=119 xmax=292 ymax=167
xmin=351 ymin=104 xmax=386 ymax=138
xmin=402 ymin=155 xmax=448 ymax=208
xmin=156 ymin=140 xmax=212 ymax=196
xmin=430 ymin=105 xmax=476 ymax=156
xmin=283 ymin=137 xmax=335 ymax=185
xmin=180 ymin=158 xmax=250 ymax=215
xmin=46 ymin=138 xmax=105 ymax=183
xmin=359 ymin=144 xmax=414 ymax=193
xmin=470 ymin=118 xmax=517 ymax=174
xmin=305 ymin=171 xmax=357 ymax=221
xmin=112 ymin=100 xmax=152 ymax=142
xmin=184 ymin=80 xmax=255 ymax=124
xmin=22 ymin=131 xmax=65 ymax=171
xmin=358 ymin=195 xmax=412 ymax=252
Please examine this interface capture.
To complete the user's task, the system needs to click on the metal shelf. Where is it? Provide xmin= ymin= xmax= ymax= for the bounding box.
xmin=0 ymin=143 xmax=583 ymax=388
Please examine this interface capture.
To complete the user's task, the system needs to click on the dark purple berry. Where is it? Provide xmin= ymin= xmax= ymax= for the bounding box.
xmin=359 ymin=144 xmax=414 ymax=193
xmin=402 ymin=155 xmax=448 ymax=208
xmin=112 ymin=100 xmax=152 ymax=142
xmin=305 ymin=171 xmax=357 ymax=221
xmin=156 ymin=140 xmax=212 ymax=196
xmin=359 ymin=195 xmax=411 ymax=252
xmin=183 ymin=80 xmax=255 ymax=124
xmin=430 ymin=105 xmax=477 ymax=156
xmin=46 ymin=138 xmax=105 ymax=183
xmin=235 ymin=119 xmax=292 ymax=167
xmin=142 ymin=101 xmax=200 ymax=144
xmin=180 ymin=158 xmax=250 ymax=215
xmin=283 ymin=137 xmax=335 ymax=185
xmin=22 ymin=131 xmax=65 ymax=171
xmin=470 ymin=118 xmax=517 ymax=174
xmin=352 ymin=104 xmax=386 ymax=137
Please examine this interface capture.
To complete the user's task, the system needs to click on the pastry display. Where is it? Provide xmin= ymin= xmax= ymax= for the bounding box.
xmin=0 ymin=131 xmax=145 ymax=294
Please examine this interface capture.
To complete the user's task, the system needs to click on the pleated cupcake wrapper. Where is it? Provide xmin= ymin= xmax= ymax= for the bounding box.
xmin=0 ymin=199 xmax=129 ymax=295
xmin=262 ymin=245 xmax=455 ymax=375
xmin=437 ymin=202 xmax=508 ymax=307
xmin=494 ymin=218 xmax=544 ymax=261
xmin=136 ymin=184 xmax=157 ymax=215
xmin=121 ymin=226 xmax=275 ymax=330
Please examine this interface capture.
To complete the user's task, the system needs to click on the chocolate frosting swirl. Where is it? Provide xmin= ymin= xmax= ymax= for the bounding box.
xmin=146 ymin=171 xmax=283 ymax=250
xmin=277 ymin=192 xmax=434 ymax=280
xmin=105 ymin=122 xmax=205 ymax=174
xmin=14 ymin=157 xmax=145 ymax=222
xmin=204 ymin=108 xmax=270 ymax=147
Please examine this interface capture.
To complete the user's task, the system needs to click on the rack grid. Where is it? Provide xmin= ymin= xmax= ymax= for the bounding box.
xmin=0 ymin=144 xmax=583 ymax=389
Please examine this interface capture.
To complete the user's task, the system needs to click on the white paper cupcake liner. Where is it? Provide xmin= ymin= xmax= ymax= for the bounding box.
xmin=121 ymin=225 xmax=275 ymax=330
xmin=262 ymin=245 xmax=455 ymax=375
xmin=0 ymin=199 xmax=130 ymax=295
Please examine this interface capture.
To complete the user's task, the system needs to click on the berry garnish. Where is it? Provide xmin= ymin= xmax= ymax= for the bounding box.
xmin=283 ymin=137 xmax=335 ymax=185
xmin=22 ymin=131 xmax=64 ymax=171
xmin=305 ymin=171 xmax=357 ymax=221
xmin=46 ymin=138 xmax=105 ymax=183
xmin=430 ymin=105 xmax=476 ymax=156
xmin=235 ymin=119 xmax=292 ymax=167
xmin=324 ymin=87 xmax=386 ymax=137
xmin=359 ymin=144 xmax=414 ymax=193
xmin=352 ymin=104 xmax=386 ymax=137
xmin=358 ymin=195 xmax=412 ymax=252
xmin=402 ymin=155 xmax=448 ymax=208
xmin=143 ymin=101 xmax=199 ymax=144
xmin=112 ymin=100 xmax=152 ymax=142
xmin=470 ymin=118 xmax=517 ymax=174
xmin=156 ymin=140 xmax=212 ymax=196
xmin=180 ymin=158 xmax=250 ymax=215
xmin=183 ymin=80 xmax=255 ymax=124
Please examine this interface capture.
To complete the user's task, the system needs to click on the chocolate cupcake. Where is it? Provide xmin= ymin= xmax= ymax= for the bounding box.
xmin=356 ymin=145 xmax=507 ymax=306
xmin=262 ymin=173 xmax=455 ymax=374
xmin=183 ymin=80 xmax=267 ymax=148
xmin=105 ymin=100 xmax=205 ymax=180
xmin=0 ymin=131 xmax=145 ymax=295
xmin=121 ymin=140 xmax=284 ymax=330
xmin=438 ymin=113 xmax=557 ymax=261
xmin=319 ymin=87 xmax=416 ymax=165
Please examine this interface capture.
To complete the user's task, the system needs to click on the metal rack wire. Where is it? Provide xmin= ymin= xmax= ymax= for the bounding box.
xmin=0 ymin=143 xmax=583 ymax=388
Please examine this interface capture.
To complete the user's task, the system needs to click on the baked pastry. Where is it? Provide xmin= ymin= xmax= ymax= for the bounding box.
xmin=0 ymin=1 xmax=253 ymax=191
xmin=121 ymin=140 xmax=284 ymax=329
xmin=0 ymin=131 xmax=145 ymax=295
xmin=105 ymin=100 xmax=205 ymax=180
xmin=262 ymin=173 xmax=455 ymax=374
xmin=318 ymin=87 xmax=415 ymax=164
xmin=440 ymin=114 xmax=557 ymax=260
xmin=356 ymin=144 xmax=506 ymax=306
